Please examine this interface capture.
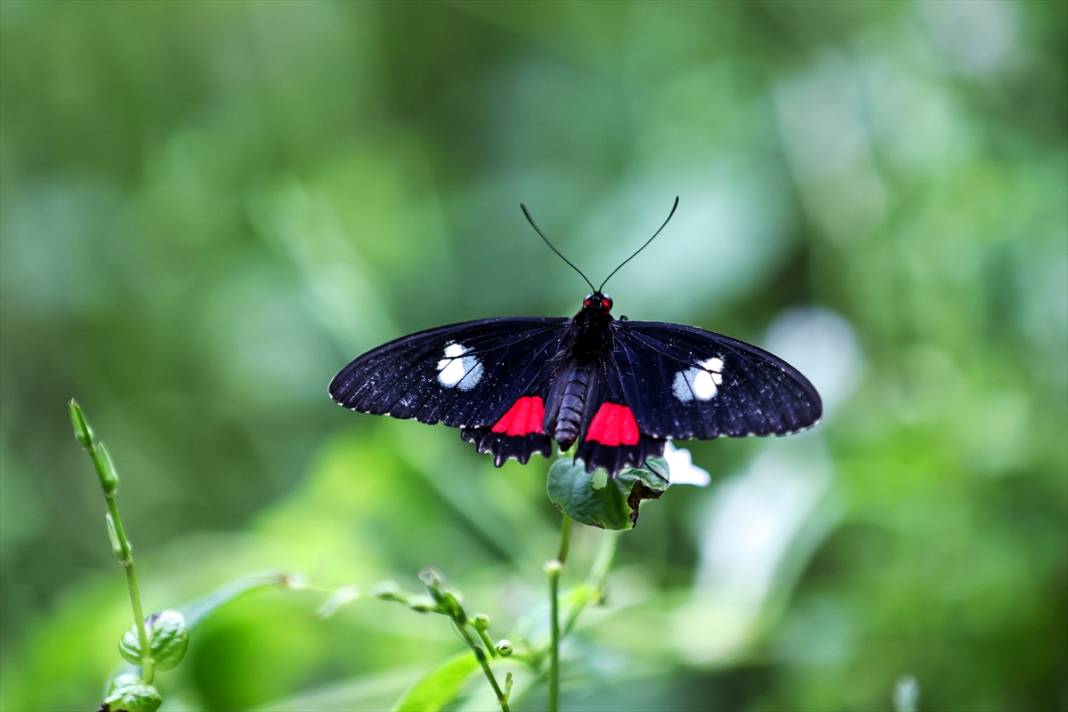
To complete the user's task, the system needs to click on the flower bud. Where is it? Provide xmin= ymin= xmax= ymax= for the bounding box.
xmin=472 ymin=613 xmax=491 ymax=631
xmin=105 ymin=513 xmax=122 ymax=557
xmin=369 ymin=580 xmax=408 ymax=603
xmin=543 ymin=559 xmax=563 ymax=576
xmin=408 ymin=595 xmax=439 ymax=613
xmin=417 ymin=567 xmax=445 ymax=591
xmin=441 ymin=591 xmax=465 ymax=622
xmin=495 ymin=639 xmax=513 ymax=657
xmin=69 ymin=399 xmax=94 ymax=448
xmin=102 ymin=674 xmax=161 ymax=712
xmin=118 ymin=610 xmax=189 ymax=671
xmin=96 ymin=443 xmax=120 ymax=494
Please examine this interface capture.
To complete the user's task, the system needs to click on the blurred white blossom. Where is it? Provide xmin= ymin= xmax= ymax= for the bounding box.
xmin=664 ymin=443 xmax=711 ymax=487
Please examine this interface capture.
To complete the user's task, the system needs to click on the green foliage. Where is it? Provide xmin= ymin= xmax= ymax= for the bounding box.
xmin=547 ymin=457 xmax=670 ymax=529
xmin=391 ymin=653 xmax=480 ymax=712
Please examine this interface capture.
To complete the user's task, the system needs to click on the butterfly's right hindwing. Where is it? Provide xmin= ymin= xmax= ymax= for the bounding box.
xmin=329 ymin=317 xmax=568 ymax=429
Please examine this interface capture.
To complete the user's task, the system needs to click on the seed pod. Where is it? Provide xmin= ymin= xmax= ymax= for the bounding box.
xmin=101 ymin=674 xmax=161 ymax=712
xmin=118 ymin=610 xmax=189 ymax=670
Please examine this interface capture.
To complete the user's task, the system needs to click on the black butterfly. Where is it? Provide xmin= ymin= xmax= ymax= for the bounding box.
xmin=329 ymin=198 xmax=821 ymax=477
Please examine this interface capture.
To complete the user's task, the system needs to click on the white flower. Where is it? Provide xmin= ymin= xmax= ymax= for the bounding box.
xmin=664 ymin=442 xmax=711 ymax=487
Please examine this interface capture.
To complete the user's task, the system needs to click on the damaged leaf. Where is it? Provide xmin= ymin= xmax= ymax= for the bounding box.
xmin=547 ymin=457 xmax=670 ymax=530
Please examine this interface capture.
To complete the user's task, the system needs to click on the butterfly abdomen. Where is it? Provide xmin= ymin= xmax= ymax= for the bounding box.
xmin=547 ymin=364 xmax=597 ymax=450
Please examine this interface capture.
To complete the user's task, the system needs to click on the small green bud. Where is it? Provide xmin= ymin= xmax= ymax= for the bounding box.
xmin=419 ymin=569 xmax=447 ymax=606
xmin=419 ymin=569 xmax=466 ymax=619
xmin=119 ymin=610 xmax=189 ymax=670
xmin=472 ymin=613 xmax=491 ymax=631
xmin=69 ymin=399 xmax=94 ymax=448
xmin=105 ymin=513 xmax=122 ymax=557
xmin=441 ymin=591 xmax=465 ymax=622
xmin=408 ymin=595 xmax=439 ymax=613
xmin=102 ymin=674 xmax=161 ymax=712
xmin=418 ymin=567 xmax=445 ymax=592
xmin=544 ymin=559 xmax=563 ymax=576
xmin=495 ymin=639 xmax=513 ymax=657
xmin=369 ymin=580 xmax=409 ymax=603
xmin=96 ymin=442 xmax=119 ymax=493
xmin=107 ymin=673 xmax=143 ymax=692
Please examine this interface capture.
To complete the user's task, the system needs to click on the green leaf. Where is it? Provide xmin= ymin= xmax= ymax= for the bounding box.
xmin=250 ymin=667 xmax=424 ymax=712
xmin=546 ymin=457 xmax=670 ymax=530
xmin=179 ymin=572 xmax=296 ymax=628
xmin=391 ymin=652 xmax=481 ymax=712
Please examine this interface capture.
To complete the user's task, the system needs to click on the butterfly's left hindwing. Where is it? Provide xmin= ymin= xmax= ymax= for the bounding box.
xmin=609 ymin=320 xmax=822 ymax=440
xmin=329 ymin=317 xmax=567 ymax=435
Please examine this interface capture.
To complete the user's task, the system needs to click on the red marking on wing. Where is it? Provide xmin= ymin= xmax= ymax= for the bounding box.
xmin=585 ymin=403 xmax=640 ymax=446
xmin=491 ymin=396 xmax=546 ymax=437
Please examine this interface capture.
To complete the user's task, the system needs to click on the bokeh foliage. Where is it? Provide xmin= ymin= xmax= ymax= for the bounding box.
xmin=1 ymin=1 xmax=1065 ymax=710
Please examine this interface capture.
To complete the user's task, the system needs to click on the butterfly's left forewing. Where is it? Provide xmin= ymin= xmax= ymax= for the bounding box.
xmin=608 ymin=320 xmax=822 ymax=441
xmin=330 ymin=317 xmax=567 ymax=436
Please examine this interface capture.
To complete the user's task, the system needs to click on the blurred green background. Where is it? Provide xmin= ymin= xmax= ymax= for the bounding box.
xmin=1 ymin=1 xmax=1065 ymax=710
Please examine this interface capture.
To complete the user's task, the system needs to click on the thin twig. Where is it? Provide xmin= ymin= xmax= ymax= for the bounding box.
xmin=70 ymin=400 xmax=155 ymax=683
xmin=562 ymin=530 xmax=619 ymax=637
xmin=546 ymin=514 xmax=571 ymax=712
xmin=418 ymin=569 xmax=510 ymax=712
xmin=454 ymin=622 xmax=510 ymax=712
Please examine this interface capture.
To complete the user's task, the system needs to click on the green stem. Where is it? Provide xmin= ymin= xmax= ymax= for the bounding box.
xmin=557 ymin=514 xmax=572 ymax=564
xmin=548 ymin=569 xmax=561 ymax=711
xmin=454 ymin=622 xmax=510 ymax=712
xmin=419 ymin=569 xmax=510 ymax=712
xmin=547 ymin=514 xmax=571 ymax=712
xmin=474 ymin=625 xmax=498 ymax=657
xmin=70 ymin=400 xmax=155 ymax=683
xmin=563 ymin=530 xmax=619 ymax=637
xmin=107 ymin=495 xmax=154 ymax=683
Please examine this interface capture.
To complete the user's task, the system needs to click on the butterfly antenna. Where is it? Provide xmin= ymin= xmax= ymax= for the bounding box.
xmin=597 ymin=196 xmax=680 ymax=292
xmin=520 ymin=203 xmax=596 ymax=292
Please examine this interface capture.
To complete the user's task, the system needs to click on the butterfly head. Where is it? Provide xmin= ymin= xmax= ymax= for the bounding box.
xmin=582 ymin=292 xmax=613 ymax=313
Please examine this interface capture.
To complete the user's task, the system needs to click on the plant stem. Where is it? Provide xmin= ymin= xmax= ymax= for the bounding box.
xmin=547 ymin=514 xmax=571 ymax=712
xmin=419 ymin=568 xmax=510 ymax=712
xmin=562 ymin=530 xmax=619 ymax=637
xmin=69 ymin=400 xmax=155 ymax=683
xmin=548 ymin=568 xmax=561 ymax=712
xmin=474 ymin=625 xmax=498 ymax=657
xmin=108 ymin=495 xmax=155 ymax=683
xmin=557 ymin=514 xmax=572 ymax=564
xmin=454 ymin=622 xmax=510 ymax=712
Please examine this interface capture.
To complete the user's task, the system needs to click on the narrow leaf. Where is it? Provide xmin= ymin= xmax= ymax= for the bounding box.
xmin=392 ymin=653 xmax=481 ymax=712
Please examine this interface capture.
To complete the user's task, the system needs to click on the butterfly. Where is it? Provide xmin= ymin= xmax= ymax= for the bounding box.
xmin=329 ymin=198 xmax=821 ymax=477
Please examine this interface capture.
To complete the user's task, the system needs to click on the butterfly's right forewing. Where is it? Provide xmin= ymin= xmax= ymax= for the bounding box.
xmin=610 ymin=320 xmax=822 ymax=440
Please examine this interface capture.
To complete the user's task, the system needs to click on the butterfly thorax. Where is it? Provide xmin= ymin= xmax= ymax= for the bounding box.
xmin=543 ymin=295 xmax=615 ymax=449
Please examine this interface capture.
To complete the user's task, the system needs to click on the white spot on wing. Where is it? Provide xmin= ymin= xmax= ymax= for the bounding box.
xmin=673 ymin=357 xmax=724 ymax=402
xmin=436 ymin=341 xmax=483 ymax=390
